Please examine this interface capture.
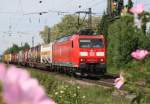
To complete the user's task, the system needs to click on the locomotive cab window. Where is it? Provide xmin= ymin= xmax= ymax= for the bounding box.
xmin=79 ymin=39 xmax=104 ymax=48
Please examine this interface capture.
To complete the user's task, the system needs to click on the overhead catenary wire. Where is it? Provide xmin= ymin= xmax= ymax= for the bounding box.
xmin=0 ymin=1 xmax=103 ymax=16
xmin=0 ymin=0 xmax=104 ymax=38
xmin=13 ymin=0 xmax=25 ymax=32
xmin=80 ymin=0 xmax=106 ymax=12
xmin=56 ymin=0 xmax=75 ymax=11
xmin=0 ymin=0 xmax=103 ymax=53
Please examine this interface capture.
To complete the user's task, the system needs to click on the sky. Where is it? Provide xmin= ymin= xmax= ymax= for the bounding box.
xmin=0 ymin=0 xmax=149 ymax=54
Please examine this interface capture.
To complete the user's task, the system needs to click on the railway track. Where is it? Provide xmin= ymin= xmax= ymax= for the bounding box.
xmin=80 ymin=74 xmax=118 ymax=88
xmin=14 ymin=64 xmax=119 ymax=88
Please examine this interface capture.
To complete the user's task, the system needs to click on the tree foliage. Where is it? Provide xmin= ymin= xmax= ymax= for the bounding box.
xmin=22 ymin=43 xmax=30 ymax=50
xmin=98 ymin=12 xmax=110 ymax=37
xmin=107 ymin=15 xmax=150 ymax=68
xmin=142 ymin=12 xmax=150 ymax=34
xmin=40 ymin=26 xmax=50 ymax=43
xmin=6 ymin=44 xmax=20 ymax=54
xmin=40 ymin=15 xmax=85 ymax=42
xmin=40 ymin=15 xmax=100 ymax=43
xmin=4 ymin=43 xmax=30 ymax=54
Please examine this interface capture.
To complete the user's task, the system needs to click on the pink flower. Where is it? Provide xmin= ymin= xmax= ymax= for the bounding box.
xmin=131 ymin=49 xmax=149 ymax=60
xmin=0 ymin=65 xmax=56 ymax=104
xmin=129 ymin=3 xmax=144 ymax=14
xmin=114 ymin=72 xmax=125 ymax=89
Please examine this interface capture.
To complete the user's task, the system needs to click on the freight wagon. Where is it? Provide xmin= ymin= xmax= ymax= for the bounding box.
xmin=2 ymin=54 xmax=11 ymax=64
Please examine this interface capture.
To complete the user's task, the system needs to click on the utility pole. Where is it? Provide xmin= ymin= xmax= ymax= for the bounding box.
xmin=21 ymin=42 xmax=23 ymax=47
xmin=32 ymin=36 xmax=34 ymax=47
xmin=47 ymin=27 xmax=51 ymax=43
xmin=107 ymin=0 xmax=113 ymax=16
xmin=88 ymin=8 xmax=92 ymax=29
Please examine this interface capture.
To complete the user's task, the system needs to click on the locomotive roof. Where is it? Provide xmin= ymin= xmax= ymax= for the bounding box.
xmin=55 ymin=28 xmax=104 ymax=43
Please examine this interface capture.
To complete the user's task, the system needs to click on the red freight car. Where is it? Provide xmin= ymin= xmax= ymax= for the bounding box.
xmin=28 ymin=45 xmax=41 ymax=67
xmin=52 ymin=29 xmax=106 ymax=76
xmin=22 ymin=49 xmax=30 ymax=66
xmin=11 ymin=53 xmax=18 ymax=64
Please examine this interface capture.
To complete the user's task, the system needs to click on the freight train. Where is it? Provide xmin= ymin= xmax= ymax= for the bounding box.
xmin=2 ymin=29 xmax=106 ymax=77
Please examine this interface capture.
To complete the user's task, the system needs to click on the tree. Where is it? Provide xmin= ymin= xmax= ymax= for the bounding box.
xmin=40 ymin=26 xmax=51 ymax=43
xmin=92 ymin=16 xmax=101 ymax=32
xmin=4 ymin=43 xmax=30 ymax=54
xmin=142 ymin=12 xmax=150 ymax=34
xmin=40 ymin=14 xmax=100 ymax=43
xmin=98 ymin=12 xmax=110 ymax=37
xmin=22 ymin=43 xmax=30 ymax=50
xmin=108 ymin=15 xmax=150 ymax=68
xmin=127 ymin=0 xmax=133 ymax=10
xmin=40 ymin=15 xmax=84 ymax=43
xmin=54 ymin=15 xmax=86 ymax=35
xmin=5 ymin=44 xmax=20 ymax=54
xmin=108 ymin=16 xmax=139 ymax=67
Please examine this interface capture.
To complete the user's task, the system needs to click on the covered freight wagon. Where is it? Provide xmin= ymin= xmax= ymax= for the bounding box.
xmin=18 ymin=50 xmax=23 ymax=65
xmin=41 ymin=43 xmax=53 ymax=65
xmin=28 ymin=45 xmax=41 ymax=67
xmin=3 ymin=54 xmax=11 ymax=64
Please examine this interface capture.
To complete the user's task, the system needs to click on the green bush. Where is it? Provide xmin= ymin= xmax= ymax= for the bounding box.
xmin=50 ymin=83 xmax=87 ymax=104
xmin=107 ymin=15 xmax=150 ymax=68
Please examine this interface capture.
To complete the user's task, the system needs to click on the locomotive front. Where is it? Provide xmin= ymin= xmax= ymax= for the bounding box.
xmin=52 ymin=29 xmax=106 ymax=76
xmin=75 ymin=29 xmax=106 ymax=76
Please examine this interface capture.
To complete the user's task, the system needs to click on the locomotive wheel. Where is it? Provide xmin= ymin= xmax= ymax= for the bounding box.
xmin=53 ymin=65 xmax=56 ymax=72
xmin=51 ymin=65 xmax=56 ymax=72
xmin=66 ymin=67 xmax=71 ymax=76
xmin=68 ymin=67 xmax=74 ymax=77
xmin=73 ymin=69 xmax=82 ymax=79
xmin=56 ymin=66 xmax=60 ymax=72
xmin=63 ymin=67 xmax=67 ymax=74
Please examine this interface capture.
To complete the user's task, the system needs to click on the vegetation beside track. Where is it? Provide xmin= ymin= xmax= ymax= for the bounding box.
xmin=108 ymin=59 xmax=150 ymax=104
xmin=29 ymin=68 xmax=130 ymax=104
xmin=107 ymin=15 xmax=150 ymax=104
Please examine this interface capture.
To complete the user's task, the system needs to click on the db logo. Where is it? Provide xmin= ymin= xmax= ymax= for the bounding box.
xmin=89 ymin=50 xmax=95 ymax=56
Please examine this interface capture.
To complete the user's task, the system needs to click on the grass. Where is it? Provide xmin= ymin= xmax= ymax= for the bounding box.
xmin=29 ymin=68 xmax=130 ymax=104
xmin=108 ymin=59 xmax=150 ymax=104
xmin=1 ymin=65 xmax=149 ymax=104
xmin=80 ymin=86 xmax=130 ymax=104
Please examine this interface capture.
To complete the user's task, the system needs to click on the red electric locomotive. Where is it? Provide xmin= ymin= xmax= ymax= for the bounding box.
xmin=52 ymin=29 xmax=106 ymax=76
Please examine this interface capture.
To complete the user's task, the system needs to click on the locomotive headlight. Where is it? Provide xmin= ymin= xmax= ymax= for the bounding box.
xmin=80 ymin=58 xmax=86 ymax=62
xmin=96 ymin=52 xmax=104 ymax=56
xmin=80 ymin=52 xmax=88 ymax=56
xmin=100 ymin=58 xmax=104 ymax=62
